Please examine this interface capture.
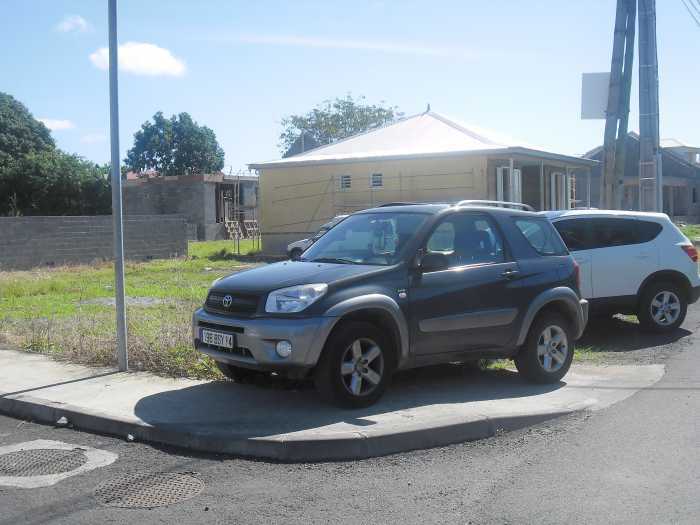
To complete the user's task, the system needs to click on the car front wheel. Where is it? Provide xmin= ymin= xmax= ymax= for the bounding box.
xmin=515 ymin=313 xmax=574 ymax=384
xmin=314 ymin=321 xmax=394 ymax=409
xmin=637 ymin=281 xmax=687 ymax=333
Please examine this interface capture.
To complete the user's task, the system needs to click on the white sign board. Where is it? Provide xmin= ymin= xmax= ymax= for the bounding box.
xmin=581 ymin=72 xmax=610 ymax=120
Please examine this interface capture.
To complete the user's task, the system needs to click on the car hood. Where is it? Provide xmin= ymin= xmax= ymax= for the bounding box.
xmin=211 ymin=261 xmax=386 ymax=293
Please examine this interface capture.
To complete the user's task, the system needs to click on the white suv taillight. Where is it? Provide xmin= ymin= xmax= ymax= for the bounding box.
xmin=681 ymin=244 xmax=698 ymax=263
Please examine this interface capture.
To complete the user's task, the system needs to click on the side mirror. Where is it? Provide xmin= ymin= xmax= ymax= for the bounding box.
xmin=420 ymin=252 xmax=449 ymax=272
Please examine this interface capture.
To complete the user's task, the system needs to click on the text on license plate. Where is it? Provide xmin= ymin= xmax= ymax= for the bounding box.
xmin=201 ymin=329 xmax=234 ymax=349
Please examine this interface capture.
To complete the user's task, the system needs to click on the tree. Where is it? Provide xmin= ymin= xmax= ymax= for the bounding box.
xmin=0 ymin=150 xmax=111 ymax=216
xmin=279 ymin=94 xmax=402 ymax=155
xmin=0 ymin=91 xmax=112 ymax=216
xmin=125 ymin=112 xmax=225 ymax=176
xmin=0 ymin=92 xmax=55 ymax=170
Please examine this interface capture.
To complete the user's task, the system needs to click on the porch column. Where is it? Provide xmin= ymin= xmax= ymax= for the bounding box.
xmin=550 ymin=173 xmax=557 ymax=210
xmin=565 ymin=167 xmax=572 ymax=210
xmin=509 ymin=158 xmax=515 ymax=202
xmin=539 ymin=161 xmax=545 ymax=211
xmin=586 ymin=169 xmax=592 ymax=208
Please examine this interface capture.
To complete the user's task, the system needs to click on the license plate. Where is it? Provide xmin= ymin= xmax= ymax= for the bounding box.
xmin=201 ymin=329 xmax=235 ymax=349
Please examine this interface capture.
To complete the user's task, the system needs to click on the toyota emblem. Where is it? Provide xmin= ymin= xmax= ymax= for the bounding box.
xmin=222 ymin=295 xmax=233 ymax=308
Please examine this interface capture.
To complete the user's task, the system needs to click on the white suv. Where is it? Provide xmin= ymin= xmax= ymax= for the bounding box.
xmin=544 ymin=210 xmax=700 ymax=332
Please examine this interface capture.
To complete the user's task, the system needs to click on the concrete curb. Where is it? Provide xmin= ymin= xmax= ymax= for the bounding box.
xmin=0 ymin=389 xmax=572 ymax=462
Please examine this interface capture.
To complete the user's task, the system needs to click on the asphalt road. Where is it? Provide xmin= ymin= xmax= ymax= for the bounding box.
xmin=1 ymin=308 xmax=698 ymax=525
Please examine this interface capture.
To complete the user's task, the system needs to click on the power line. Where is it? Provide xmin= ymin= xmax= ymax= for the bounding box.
xmin=680 ymin=0 xmax=700 ymax=27
xmin=689 ymin=0 xmax=700 ymax=14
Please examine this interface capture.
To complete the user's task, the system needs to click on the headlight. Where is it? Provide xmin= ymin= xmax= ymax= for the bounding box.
xmin=265 ymin=283 xmax=328 ymax=313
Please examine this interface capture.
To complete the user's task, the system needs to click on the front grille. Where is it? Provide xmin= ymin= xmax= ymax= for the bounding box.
xmin=205 ymin=291 xmax=259 ymax=316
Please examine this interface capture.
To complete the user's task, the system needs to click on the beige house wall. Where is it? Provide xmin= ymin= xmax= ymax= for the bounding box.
xmin=258 ymin=155 xmax=488 ymax=254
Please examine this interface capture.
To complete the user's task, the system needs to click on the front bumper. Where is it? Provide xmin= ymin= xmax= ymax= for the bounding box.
xmin=192 ymin=308 xmax=336 ymax=375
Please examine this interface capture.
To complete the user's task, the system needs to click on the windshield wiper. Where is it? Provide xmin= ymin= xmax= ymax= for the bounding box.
xmin=307 ymin=257 xmax=360 ymax=265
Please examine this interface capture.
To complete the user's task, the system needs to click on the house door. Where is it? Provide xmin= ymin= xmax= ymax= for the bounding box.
xmin=496 ymin=167 xmax=522 ymax=203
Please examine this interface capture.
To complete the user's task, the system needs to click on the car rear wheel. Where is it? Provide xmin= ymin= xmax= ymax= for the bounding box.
xmin=515 ymin=313 xmax=574 ymax=384
xmin=314 ymin=321 xmax=394 ymax=409
xmin=216 ymin=361 xmax=266 ymax=383
xmin=637 ymin=281 xmax=687 ymax=333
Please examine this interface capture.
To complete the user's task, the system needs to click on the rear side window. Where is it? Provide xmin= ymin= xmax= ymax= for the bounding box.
xmin=590 ymin=219 xmax=637 ymax=248
xmin=514 ymin=218 xmax=568 ymax=256
xmin=554 ymin=217 xmax=663 ymax=251
xmin=636 ymin=220 xmax=663 ymax=243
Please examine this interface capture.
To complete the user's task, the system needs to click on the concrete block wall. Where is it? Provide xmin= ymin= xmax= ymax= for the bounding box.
xmin=0 ymin=215 xmax=187 ymax=270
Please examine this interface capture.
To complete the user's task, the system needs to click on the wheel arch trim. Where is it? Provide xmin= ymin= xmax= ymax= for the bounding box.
xmin=516 ymin=287 xmax=586 ymax=346
xmin=323 ymin=294 xmax=410 ymax=367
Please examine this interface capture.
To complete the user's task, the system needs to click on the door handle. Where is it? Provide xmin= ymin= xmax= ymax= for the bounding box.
xmin=501 ymin=269 xmax=519 ymax=279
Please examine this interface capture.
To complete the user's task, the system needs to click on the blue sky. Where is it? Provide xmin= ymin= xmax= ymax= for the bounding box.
xmin=2 ymin=0 xmax=699 ymax=171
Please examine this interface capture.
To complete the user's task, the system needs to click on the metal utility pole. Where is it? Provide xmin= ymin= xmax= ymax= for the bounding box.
xmin=108 ymin=0 xmax=128 ymax=371
xmin=638 ymin=0 xmax=662 ymax=212
xmin=601 ymin=0 xmax=636 ymax=209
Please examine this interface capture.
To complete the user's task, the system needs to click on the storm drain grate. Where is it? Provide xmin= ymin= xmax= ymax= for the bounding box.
xmin=0 ymin=448 xmax=88 ymax=477
xmin=94 ymin=472 xmax=204 ymax=508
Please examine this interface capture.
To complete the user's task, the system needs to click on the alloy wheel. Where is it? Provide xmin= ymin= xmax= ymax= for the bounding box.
xmin=650 ymin=291 xmax=681 ymax=326
xmin=537 ymin=325 xmax=569 ymax=373
xmin=340 ymin=338 xmax=384 ymax=397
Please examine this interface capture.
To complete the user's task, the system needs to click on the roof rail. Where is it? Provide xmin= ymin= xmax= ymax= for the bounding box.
xmin=455 ymin=200 xmax=536 ymax=212
xmin=376 ymin=202 xmax=426 ymax=207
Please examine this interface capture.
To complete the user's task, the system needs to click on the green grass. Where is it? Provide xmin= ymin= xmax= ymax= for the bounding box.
xmin=0 ymin=240 xmax=261 ymax=378
xmin=187 ymin=239 xmax=260 ymax=260
xmin=679 ymin=223 xmax=700 ymax=240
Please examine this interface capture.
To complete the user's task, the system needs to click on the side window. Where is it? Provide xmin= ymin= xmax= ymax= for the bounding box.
xmin=553 ymin=219 xmax=591 ymax=252
xmin=589 ymin=219 xmax=638 ymax=248
xmin=636 ymin=220 xmax=662 ymax=243
xmin=425 ymin=214 xmax=504 ymax=267
xmin=515 ymin=218 xmax=568 ymax=256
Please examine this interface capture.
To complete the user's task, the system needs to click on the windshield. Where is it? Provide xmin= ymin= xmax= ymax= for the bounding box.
xmin=301 ymin=212 xmax=429 ymax=265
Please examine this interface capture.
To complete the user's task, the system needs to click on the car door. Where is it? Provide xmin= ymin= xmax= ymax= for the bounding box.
xmin=408 ymin=212 xmax=520 ymax=355
xmin=587 ymin=218 xmax=659 ymax=298
xmin=552 ymin=218 xmax=594 ymax=298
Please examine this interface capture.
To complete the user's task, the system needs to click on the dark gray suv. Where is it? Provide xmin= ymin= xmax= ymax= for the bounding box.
xmin=193 ymin=202 xmax=589 ymax=408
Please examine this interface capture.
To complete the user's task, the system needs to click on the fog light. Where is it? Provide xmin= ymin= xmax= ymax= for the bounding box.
xmin=276 ymin=340 xmax=293 ymax=358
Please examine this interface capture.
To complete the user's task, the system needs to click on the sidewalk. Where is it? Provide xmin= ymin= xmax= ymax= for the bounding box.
xmin=0 ymin=349 xmax=663 ymax=461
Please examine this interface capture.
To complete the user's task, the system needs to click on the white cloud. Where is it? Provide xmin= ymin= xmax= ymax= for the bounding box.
xmin=80 ymin=133 xmax=107 ymax=144
xmin=89 ymin=42 xmax=186 ymax=77
xmin=56 ymin=15 xmax=91 ymax=33
xmin=232 ymin=34 xmax=477 ymax=59
xmin=38 ymin=119 xmax=75 ymax=131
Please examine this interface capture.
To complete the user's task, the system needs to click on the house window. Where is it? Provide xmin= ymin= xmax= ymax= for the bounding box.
xmin=370 ymin=173 xmax=383 ymax=188
xmin=693 ymin=188 xmax=698 ymax=204
xmin=339 ymin=175 xmax=351 ymax=191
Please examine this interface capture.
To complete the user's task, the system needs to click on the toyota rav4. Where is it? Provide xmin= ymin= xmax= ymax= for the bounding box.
xmin=193 ymin=201 xmax=589 ymax=408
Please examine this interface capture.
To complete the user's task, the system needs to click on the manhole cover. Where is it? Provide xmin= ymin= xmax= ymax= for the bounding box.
xmin=95 ymin=472 xmax=204 ymax=508
xmin=0 ymin=448 xmax=88 ymax=477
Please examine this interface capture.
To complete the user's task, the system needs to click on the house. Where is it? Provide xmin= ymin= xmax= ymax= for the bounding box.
xmin=249 ymin=110 xmax=598 ymax=254
xmin=123 ymin=172 xmax=258 ymax=240
xmin=582 ymin=133 xmax=700 ymax=219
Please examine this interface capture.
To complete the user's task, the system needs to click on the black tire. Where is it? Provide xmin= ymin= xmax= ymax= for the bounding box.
xmin=216 ymin=361 xmax=265 ymax=383
xmin=637 ymin=281 xmax=687 ymax=333
xmin=289 ymin=248 xmax=303 ymax=260
xmin=314 ymin=321 xmax=395 ymax=409
xmin=515 ymin=312 xmax=574 ymax=384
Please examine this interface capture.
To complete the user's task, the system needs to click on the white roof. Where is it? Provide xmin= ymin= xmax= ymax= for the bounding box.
xmin=542 ymin=209 xmax=669 ymax=221
xmin=660 ymin=138 xmax=699 ymax=150
xmin=250 ymin=111 xmax=596 ymax=169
